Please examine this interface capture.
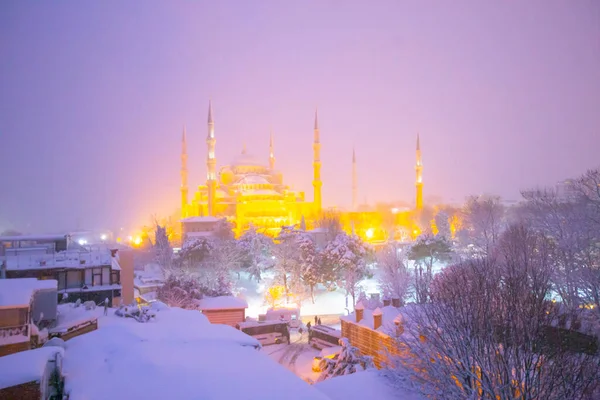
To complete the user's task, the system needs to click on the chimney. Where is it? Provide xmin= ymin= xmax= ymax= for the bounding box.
xmin=355 ymin=301 xmax=364 ymax=323
xmin=393 ymin=314 xmax=403 ymax=335
xmin=373 ymin=307 xmax=383 ymax=330
xmin=383 ymin=297 xmax=391 ymax=307
xmin=392 ymin=297 xmax=401 ymax=308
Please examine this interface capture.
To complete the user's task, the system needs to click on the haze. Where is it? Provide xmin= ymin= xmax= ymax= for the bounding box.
xmin=1 ymin=1 xmax=599 ymax=233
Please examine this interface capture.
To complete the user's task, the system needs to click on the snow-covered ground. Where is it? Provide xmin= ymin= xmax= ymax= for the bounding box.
xmin=262 ymin=329 xmax=321 ymax=383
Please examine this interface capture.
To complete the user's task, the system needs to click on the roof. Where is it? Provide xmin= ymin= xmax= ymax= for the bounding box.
xmin=231 ymin=152 xmax=264 ymax=167
xmin=341 ymin=305 xmax=403 ymax=333
xmin=0 ymin=346 xmax=64 ymax=389
xmin=62 ymin=306 xmax=329 ymax=400
xmin=0 ymin=278 xmax=57 ymax=308
xmin=196 ymin=296 xmax=248 ymax=310
xmin=0 ymin=234 xmax=68 ymax=242
xmin=181 ymin=216 xmax=222 ymax=223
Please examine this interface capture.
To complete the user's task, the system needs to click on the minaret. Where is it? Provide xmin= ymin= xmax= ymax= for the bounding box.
xmin=312 ymin=109 xmax=322 ymax=214
xmin=415 ymin=133 xmax=423 ymax=210
xmin=206 ymin=101 xmax=217 ymax=216
xmin=352 ymin=147 xmax=357 ymax=211
xmin=181 ymin=126 xmax=188 ymax=219
xmin=269 ymin=131 xmax=275 ymax=170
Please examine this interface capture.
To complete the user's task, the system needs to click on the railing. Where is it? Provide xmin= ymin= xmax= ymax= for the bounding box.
xmin=0 ymin=324 xmax=29 ymax=340
xmin=2 ymin=250 xmax=112 ymax=270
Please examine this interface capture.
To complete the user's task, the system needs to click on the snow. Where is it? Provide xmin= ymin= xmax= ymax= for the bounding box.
xmin=315 ymin=370 xmax=425 ymax=400
xmin=196 ymin=295 xmax=248 ymax=310
xmin=50 ymin=304 xmax=98 ymax=334
xmin=0 ymin=346 xmax=64 ymax=389
xmin=0 ymin=278 xmax=57 ymax=308
xmin=4 ymin=249 xmax=114 ymax=271
xmin=341 ymin=306 xmax=402 ymax=332
xmin=0 ymin=234 xmax=68 ymax=242
xmin=62 ymin=306 xmax=330 ymax=400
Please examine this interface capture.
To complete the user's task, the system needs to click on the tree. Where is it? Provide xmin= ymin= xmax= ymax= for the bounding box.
xmin=154 ymin=224 xmax=173 ymax=274
xmin=212 ymin=218 xmax=235 ymax=242
xmin=377 ymin=244 xmax=411 ymax=305
xmin=297 ymin=233 xmax=320 ymax=303
xmin=157 ymin=271 xmax=203 ymax=309
xmin=389 ymin=225 xmax=600 ymax=400
xmin=460 ymin=195 xmax=506 ymax=256
xmin=322 ymin=233 xmax=371 ymax=307
xmin=317 ymin=338 xmax=375 ymax=382
xmin=272 ymin=226 xmax=301 ymax=303
xmin=316 ymin=211 xmax=344 ymax=242
xmin=238 ymin=226 xmax=274 ymax=282
xmin=408 ymin=234 xmax=452 ymax=304
xmin=434 ymin=210 xmax=451 ymax=239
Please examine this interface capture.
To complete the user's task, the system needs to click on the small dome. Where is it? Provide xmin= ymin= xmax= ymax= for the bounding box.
xmin=238 ymin=174 xmax=270 ymax=185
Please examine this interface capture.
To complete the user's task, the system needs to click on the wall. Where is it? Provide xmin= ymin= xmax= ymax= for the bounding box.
xmin=117 ymin=250 xmax=135 ymax=305
xmin=202 ymin=309 xmax=245 ymax=327
xmin=32 ymin=289 xmax=57 ymax=323
xmin=0 ymin=381 xmax=40 ymax=400
xmin=341 ymin=320 xmax=405 ymax=369
xmin=0 ymin=340 xmax=31 ymax=357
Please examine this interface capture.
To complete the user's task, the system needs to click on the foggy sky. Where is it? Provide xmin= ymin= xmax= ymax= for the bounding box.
xmin=1 ymin=1 xmax=599 ymax=233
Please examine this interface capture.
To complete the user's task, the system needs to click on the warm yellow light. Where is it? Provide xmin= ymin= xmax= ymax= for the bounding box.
xmin=133 ymin=236 xmax=142 ymax=246
xmin=365 ymin=228 xmax=374 ymax=239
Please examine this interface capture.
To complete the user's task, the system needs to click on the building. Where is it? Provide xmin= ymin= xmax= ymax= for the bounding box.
xmin=340 ymin=302 xmax=407 ymax=368
xmin=180 ymin=102 xmax=322 ymax=237
xmin=0 ymin=278 xmax=57 ymax=356
xmin=0 ymin=234 xmax=123 ymax=306
xmin=0 ymin=346 xmax=65 ymax=400
xmin=181 ymin=216 xmax=221 ymax=240
xmin=196 ymin=296 xmax=248 ymax=327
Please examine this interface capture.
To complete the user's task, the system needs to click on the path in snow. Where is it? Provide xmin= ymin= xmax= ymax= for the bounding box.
xmin=263 ymin=330 xmax=320 ymax=382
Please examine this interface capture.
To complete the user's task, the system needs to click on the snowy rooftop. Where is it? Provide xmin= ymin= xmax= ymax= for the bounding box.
xmin=62 ymin=306 xmax=330 ymax=400
xmin=49 ymin=304 xmax=98 ymax=334
xmin=315 ymin=370 xmax=425 ymax=400
xmin=181 ymin=216 xmax=222 ymax=223
xmin=134 ymin=264 xmax=165 ymax=287
xmin=3 ymin=248 xmax=115 ymax=271
xmin=0 ymin=234 xmax=68 ymax=242
xmin=341 ymin=305 xmax=403 ymax=333
xmin=0 ymin=278 xmax=57 ymax=308
xmin=0 ymin=346 xmax=64 ymax=389
xmin=196 ymin=295 xmax=248 ymax=310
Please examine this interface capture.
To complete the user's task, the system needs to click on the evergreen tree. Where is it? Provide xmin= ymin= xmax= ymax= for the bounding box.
xmin=317 ymin=338 xmax=375 ymax=381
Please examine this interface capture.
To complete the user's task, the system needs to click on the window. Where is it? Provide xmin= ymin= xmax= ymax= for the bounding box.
xmin=58 ymin=272 xmax=66 ymax=290
xmin=111 ymin=271 xmax=120 ymax=285
xmin=102 ymin=268 xmax=110 ymax=286
xmin=92 ymin=268 xmax=102 ymax=286
xmin=84 ymin=269 xmax=92 ymax=285
xmin=67 ymin=270 xmax=81 ymax=289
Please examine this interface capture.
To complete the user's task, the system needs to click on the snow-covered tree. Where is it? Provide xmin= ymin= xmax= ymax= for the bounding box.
xmin=272 ymin=226 xmax=301 ymax=302
xmin=238 ymin=225 xmax=274 ymax=282
xmin=157 ymin=271 xmax=203 ymax=309
xmin=459 ymin=195 xmax=506 ymax=256
xmin=154 ymin=224 xmax=173 ymax=273
xmin=377 ymin=244 xmax=411 ymax=305
xmin=317 ymin=338 xmax=375 ymax=382
xmin=389 ymin=225 xmax=600 ymax=400
xmin=212 ymin=218 xmax=235 ymax=242
xmin=297 ymin=233 xmax=320 ymax=303
xmin=433 ymin=210 xmax=451 ymax=239
xmin=322 ymin=233 xmax=371 ymax=307
xmin=408 ymin=234 xmax=452 ymax=304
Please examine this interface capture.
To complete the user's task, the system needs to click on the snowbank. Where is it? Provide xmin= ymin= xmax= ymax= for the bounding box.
xmin=196 ymin=295 xmax=248 ymax=310
xmin=62 ymin=306 xmax=329 ymax=400
xmin=0 ymin=278 xmax=57 ymax=307
xmin=315 ymin=370 xmax=425 ymax=400
xmin=0 ymin=346 xmax=64 ymax=389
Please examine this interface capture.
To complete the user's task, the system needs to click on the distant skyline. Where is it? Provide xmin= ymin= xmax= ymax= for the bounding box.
xmin=1 ymin=1 xmax=599 ymax=233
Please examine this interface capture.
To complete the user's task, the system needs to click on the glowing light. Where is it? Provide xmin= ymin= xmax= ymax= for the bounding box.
xmin=391 ymin=208 xmax=399 ymax=214
xmin=133 ymin=236 xmax=143 ymax=246
xmin=365 ymin=228 xmax=374 ymax=239
xmin=78 ymin=239 xmax=87 ymax=246
xmin=100 ymin=234 xmax=107 ymax=241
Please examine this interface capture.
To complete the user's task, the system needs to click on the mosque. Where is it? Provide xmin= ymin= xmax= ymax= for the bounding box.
xmin=179 ymin=101 xmax=423 ymax=239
